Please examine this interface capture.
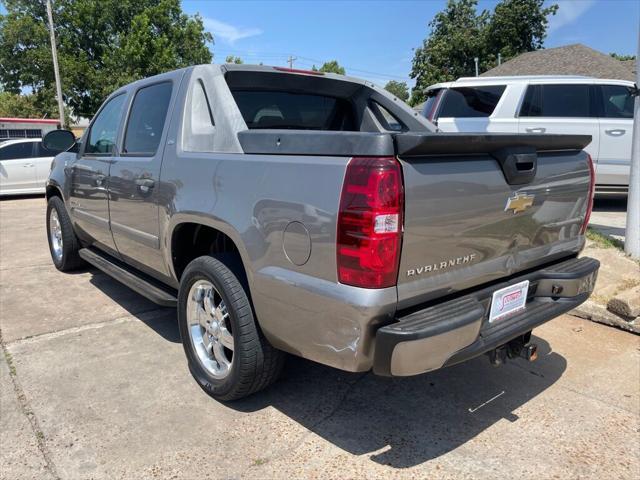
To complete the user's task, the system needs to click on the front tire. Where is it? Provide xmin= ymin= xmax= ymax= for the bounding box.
xmin=178 ymin=256 xmax=285 ymax=401
xmin=46 ymin=196 xmax=84 ymax=271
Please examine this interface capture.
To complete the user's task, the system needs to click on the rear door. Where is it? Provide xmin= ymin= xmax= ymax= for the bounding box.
xmin=595 ymin=84 xmax=634 ymax=187
xmin=0 ymin=141 xmax=38 ymax=193
xmin=108 ymin=76 xmax=178 ymax=276
xmin=69 ymin=92 xmax=127 ymax=252
xmin=518 ymin=83 xmax=599 ymax=162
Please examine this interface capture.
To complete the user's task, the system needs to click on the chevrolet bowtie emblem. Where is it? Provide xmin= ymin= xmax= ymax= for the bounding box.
xmin=505 ymin=193 xmax=534 ymax=214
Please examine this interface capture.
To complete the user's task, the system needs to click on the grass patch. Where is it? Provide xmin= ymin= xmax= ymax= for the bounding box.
xmin=253 ymin=458 xmax=268 ymax=466
xmin=586 ymin=228 xmax=625 ymax=251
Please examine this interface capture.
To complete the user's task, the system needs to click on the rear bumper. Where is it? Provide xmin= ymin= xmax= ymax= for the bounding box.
xmin=373 ymin=256 xmax=599 ymax=376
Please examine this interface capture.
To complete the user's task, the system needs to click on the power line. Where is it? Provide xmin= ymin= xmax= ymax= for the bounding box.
xmin=213 ymin=48 xmax=412 ymax=81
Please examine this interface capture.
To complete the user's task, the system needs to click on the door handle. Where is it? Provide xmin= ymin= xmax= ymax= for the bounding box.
xmin=23 ymin=163 xmax=34 ymax=167
xmin=525 ymin=127 xmax=546 ymax=133
xmin=605 ymin=129 xmax=626 ymax=136
xmin=135 ymin=178 xmax=155 ymax=193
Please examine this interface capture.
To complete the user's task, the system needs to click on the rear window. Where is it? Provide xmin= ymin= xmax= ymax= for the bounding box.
xmin=599 ymin=84 xmax=634 ymax=119
xmin=422 ymin=89 xmax=441 ymax=120
xmin=520 ymin=84 xmax=592 ymax=118
xmin=231 ymin=90 xmax=355 ymax=130
xmin=438 ymin=85 xmax=506 ymax=118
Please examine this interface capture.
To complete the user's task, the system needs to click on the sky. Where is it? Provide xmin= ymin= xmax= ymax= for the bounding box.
xmin=183 ymin=0 xmax=639 ymax=87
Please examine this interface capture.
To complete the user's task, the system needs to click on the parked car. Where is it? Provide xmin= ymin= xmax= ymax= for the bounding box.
xmin=422 ymin=75 xmax=636 ymax=196
xmin=0 ymin=138 xmax=55 ymax=195
xmin=44 ymin=65 xmax=599 ymax=401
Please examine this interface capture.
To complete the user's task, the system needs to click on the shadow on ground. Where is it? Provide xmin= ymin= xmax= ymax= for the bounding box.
xmin=85 ymin=264 xmax=567 ymax=469
xmin=230 ymin=337 xmax=565 ymax=468
xmin=87 ymin=269 xmax=178 ymax=342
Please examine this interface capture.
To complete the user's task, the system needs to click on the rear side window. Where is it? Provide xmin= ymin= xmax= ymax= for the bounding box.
xmin=231 ymin=90 xmax=355 ymax=130
xmin=438 ymin=85 xmax=506 ymax=118
xmin=599 ymin=85 xmax=634 ymax=119
xmin=123 ymin=82 xmax=173 ymax=155
xmin=34 ymin=141 xmax=56 ymax=157
xmin=0 ymin=142 xmax=34 ymax=160
xmin=370 ymin=102 xmax=405 ymax=131
xmin=520 ymin=84 xmax=591 ymax=117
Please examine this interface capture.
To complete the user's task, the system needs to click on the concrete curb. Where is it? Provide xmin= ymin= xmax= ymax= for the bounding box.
xmin=572 ymin=300 xmax=639 ymax=334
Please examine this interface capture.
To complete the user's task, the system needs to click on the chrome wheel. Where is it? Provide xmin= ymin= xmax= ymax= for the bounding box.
xmin=187 ymin=280 xmax=234 ymax=379
xmin=49 ymin=209 xmax=63 ymax=262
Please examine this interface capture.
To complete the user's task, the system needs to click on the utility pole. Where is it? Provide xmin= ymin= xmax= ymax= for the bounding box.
xmin=625 ymin=24 xmax=640 ymax=259
xmin=46 ymin=0 xmax=66 ymax=128
xmin=498 ymin=53 xmax=502 ymax=66
xmin=287 ymin=55 xmax=297 ymax=69
xmin=474 ymin=57 xmax=479 ymax=77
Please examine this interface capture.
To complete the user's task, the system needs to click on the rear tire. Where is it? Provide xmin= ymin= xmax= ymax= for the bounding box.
xmin=178 ymin=255 xmax=285 ymax=401
xmin=46 ymin=196 xmax=84 ymax=272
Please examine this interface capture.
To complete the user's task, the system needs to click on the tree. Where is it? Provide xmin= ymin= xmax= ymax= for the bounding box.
xmin=0 ymin=0 xmax=213 ymax=118
xmin=485 ymin=0 xmax=558 ymax=60
xmin=0 ymin=92 xmax=42 ymax=118
xmin=610 ymin=53 xmax=636 ymax=61
xmin=384 ymin=81 xmax=409 ymax=102
xmin=225 ymin=55 xmax=243 ymax=64
xmin=409 ymin=0 xmax=489 ymax=105
xmin=409 ymin=0 xmax=557 ymax=105
xmin=312 ymin=60 xmax=345 ymax=75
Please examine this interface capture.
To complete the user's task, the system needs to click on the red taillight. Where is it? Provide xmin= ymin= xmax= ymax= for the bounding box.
xmin=580 ymin=154 xmax=595 ymax=234
xmin=337 ymin=157 xmax=404 ymax=288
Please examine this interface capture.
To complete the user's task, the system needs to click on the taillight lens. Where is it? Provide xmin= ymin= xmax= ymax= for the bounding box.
xmin=580 ymin=154 xmax=595 ymax=234
xmin=337 ymin=157 xmax=404 ymax=288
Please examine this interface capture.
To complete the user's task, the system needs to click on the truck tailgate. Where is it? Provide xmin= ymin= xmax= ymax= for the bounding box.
xmin=395 ymin=133 xmax=593 ymax=309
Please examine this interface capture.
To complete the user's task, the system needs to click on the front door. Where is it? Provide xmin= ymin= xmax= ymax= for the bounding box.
xmin=596 ymin=84 xmax=634 ymax=187
xmin=69 ymin=93 xmax=127 ymax=252
xmin=108 ymin=78 xmax=177 ymax=276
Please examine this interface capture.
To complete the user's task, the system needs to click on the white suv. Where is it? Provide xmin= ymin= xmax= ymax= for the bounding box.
xmin=423 ymin=75 xmax=636 ymax=195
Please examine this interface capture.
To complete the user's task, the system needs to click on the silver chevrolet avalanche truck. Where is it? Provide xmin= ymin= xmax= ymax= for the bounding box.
xmin=44 ymin=64 xmax=599 ymax=401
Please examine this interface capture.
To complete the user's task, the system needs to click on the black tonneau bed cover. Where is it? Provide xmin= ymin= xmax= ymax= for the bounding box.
xmin=237 ymin=130 xmax=592 ymax=157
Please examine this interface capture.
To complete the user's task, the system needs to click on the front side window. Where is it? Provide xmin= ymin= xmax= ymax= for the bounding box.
xmin=85 ymin=94 xmax=126 ymax=155
xmin=600 ymin=85 xmax=634 ymax=119
xmin=0 ymin=142 xmax=34 ymax=160
xmin=520 ymin=84 xmax=591 ymax=118
xmin=438 ymin=85 xmax=506 ymax=118
xmin=123 ymin=82 xmax=173 ymax=155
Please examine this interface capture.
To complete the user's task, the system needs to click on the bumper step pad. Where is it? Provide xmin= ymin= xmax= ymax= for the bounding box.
xmin=373 ymin=256 xmax=599 ymax=376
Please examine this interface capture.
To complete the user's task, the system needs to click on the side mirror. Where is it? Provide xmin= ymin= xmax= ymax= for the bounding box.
xmin=43 ymin=129 xmax=76 ymax=153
